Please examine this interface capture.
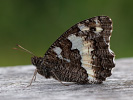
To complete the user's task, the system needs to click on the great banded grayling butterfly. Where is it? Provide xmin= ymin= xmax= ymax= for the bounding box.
xmin=15 ymin=16 xmax=115 ymax=86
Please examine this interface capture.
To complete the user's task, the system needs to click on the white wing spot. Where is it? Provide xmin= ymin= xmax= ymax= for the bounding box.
xmin=68 ymin=34 xmax=83 ymax=51
xmin=53 ymin=47 xmax=63 ymax=59
xmin=53 ymin=47 xmax=70 ymax=62
xmin=109 ymin=18 xmax=112 ymax=21
xmin=53 ymin=47 xmax=62 ymax=56
xmin=94 ymin=27 xmax=103 ymax=34
xmin=85 ymin=20 xmax=89 ymax=23
xmin=78 ymin=23 xmax=90 ymax=31
xmin=68 ymin=34 xmax=96 ymax=81
xmin=94 ymin=19 xmax=100 ymax=25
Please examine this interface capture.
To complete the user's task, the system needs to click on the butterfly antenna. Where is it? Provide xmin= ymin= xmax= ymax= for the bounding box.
xmin=13 ymin=44 xmax=35 ymax=56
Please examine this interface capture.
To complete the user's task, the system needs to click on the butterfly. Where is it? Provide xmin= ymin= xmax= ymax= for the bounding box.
xmin=15 ymin=16 xmax=115 ymax=86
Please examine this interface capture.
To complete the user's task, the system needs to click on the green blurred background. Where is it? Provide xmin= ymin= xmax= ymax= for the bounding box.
xmin=0 ymin=0 xmax=133 ymax=66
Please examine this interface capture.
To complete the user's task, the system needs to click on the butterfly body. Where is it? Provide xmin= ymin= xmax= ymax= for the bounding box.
xmin=31 ymin=16 xmax=115 ymax=84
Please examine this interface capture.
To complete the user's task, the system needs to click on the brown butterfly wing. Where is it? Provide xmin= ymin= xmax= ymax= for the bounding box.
xmin=37 ymin=16 xmax=115 ymax=84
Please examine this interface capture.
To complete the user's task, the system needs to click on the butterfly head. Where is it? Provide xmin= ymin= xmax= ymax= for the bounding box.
xmin=13 ymin=44 xmax=44 ymax=68
xmin=31 ymin=56 xmax=43 ymax=68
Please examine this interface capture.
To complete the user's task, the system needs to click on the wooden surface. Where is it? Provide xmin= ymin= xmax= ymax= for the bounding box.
xmin=0 ymin=58 xmax=133 ymax=100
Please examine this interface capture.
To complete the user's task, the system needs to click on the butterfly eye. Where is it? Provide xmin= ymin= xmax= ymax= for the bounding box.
xmin=90 ymin=27 xmax=96 ymax=31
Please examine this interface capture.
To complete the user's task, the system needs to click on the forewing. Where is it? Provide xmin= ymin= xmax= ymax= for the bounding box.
xmin=43 ymin=16 xmax=115 ymax=83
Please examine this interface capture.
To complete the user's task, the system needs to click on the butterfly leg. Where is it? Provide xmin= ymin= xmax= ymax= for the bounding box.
xmin=33 ymin=73 xmax=37 ymax=81
xmin=51 ymin=70 xmax=69 ymax=86
xmin=27 ymin=69 xmax=37 ymax=87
